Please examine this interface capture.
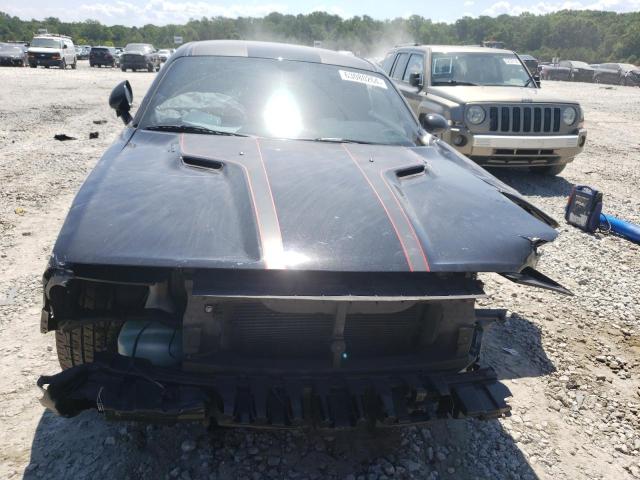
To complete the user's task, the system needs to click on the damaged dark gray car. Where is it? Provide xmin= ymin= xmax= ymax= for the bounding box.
xmin=38 ymin=40 xmax=569 ymax=429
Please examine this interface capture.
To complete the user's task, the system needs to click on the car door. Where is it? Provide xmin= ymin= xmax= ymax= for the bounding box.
xmin=394 ymin=52 xmax=425 ymax=114
xmin=558 ymin=61 xmax=571 ymax=80
xmin=597 ymin=64 xmax=611 ymax=83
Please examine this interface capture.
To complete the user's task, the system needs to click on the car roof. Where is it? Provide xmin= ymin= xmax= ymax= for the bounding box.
xmin=175 ymin=40 xmax=376 ymax=72
xmin=395 ymin=45 xmax=515 ymax=55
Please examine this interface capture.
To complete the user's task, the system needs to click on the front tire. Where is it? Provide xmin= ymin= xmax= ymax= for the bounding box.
xmin=55 ymin=321 xmax=122 ymax=370
xmin=121 ymin=66 xmax=127 ymax=72
xmin=530 ymin=164 xmax=567 ymax=176
xmin=60 ymin=59 xmax=66 ymax=69
xmin=147 ymin=63 xmax=154 ymax=72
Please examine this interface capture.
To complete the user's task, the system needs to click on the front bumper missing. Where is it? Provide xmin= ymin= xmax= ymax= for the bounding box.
xmin=38 ymin=353 xmax=511 ymax=428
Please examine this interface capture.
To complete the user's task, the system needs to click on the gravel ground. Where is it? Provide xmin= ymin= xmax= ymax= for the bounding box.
xmin=0 ymin=63 xmax=638 ymax=480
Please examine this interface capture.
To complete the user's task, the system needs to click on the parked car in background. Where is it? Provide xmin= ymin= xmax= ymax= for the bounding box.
xmin=539 ymin=62 xmax=555 ymax=80
xmin=0 ymin=42 xmax=28 ymax=66
xmin=120 ymin=43 xmax=161 ymax=72
xmin=27 ymin=34 xmax=76 ymax=69
xmin=559 ymin=61 xmax=595 ymax=82
xmin=157 ymin=49 xmax=172 ymax=62
xmin=37 ymin=40 xmax=568 ymax=428
xmin=89 ymin=46 xmax=118 ymax=67
xmin=77 ymin=45 xmax=91 ymax=60
xmin=593 ymin=63 xmax=640 ymax=86
xmin=519 ymin=54 xmax=539 ymax=75
xmin=383 ymin=45 xmax=587 ymax=175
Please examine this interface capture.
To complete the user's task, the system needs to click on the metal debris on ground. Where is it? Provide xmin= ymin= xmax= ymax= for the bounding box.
xmin=53 ymin=134 xmax=76 ymax=141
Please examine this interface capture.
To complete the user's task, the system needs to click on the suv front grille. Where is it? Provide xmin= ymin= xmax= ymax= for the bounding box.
xmin=489 ymin=106 xmax=561 ymax=133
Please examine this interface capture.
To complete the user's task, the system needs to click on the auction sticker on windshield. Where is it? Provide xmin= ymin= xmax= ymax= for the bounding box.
xmin=503 ymin=57 xmax=521 ymax=65
xmin=339 ymin=70 xmax=387 ymax=89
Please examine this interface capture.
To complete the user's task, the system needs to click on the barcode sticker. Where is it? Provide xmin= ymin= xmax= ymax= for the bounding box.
xmin=503 ymin=57 xmax=521 ymax=65
xmin=339 ymin=70 xmax=387 ymax=89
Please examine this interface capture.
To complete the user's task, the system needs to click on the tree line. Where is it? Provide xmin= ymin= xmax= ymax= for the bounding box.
xmin=1 ymin=9 xmax=639 ymax=64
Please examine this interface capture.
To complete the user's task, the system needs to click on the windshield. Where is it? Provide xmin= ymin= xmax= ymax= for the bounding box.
xmin=431 ymin=52 xmax=533 ymax=87
xmin=31 ymin=38 xmax=61 ymax=49
xmin=138 ymin=56 xmax=420 ymax=146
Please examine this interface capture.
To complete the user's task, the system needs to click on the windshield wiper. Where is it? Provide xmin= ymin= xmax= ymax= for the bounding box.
xmin=144 ymin=125 xmax=248 ymax=137
xmin=432 ymin=80 xmax=478 ymax=86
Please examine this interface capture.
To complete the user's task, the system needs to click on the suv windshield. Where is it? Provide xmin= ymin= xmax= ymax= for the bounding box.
xmin=138 ymin=56 xmax=420 ymax=146
xmin=31 ymin=38 xmax=62 ymax=49
xmin=431 ymin=52 xmax=533 ymax=87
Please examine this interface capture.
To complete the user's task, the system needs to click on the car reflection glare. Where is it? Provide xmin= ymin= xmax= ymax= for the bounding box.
xmin=263 ymin=88 xmax=303 ymax=138
xmin=264 ymin=244 xmax=310 ymax=269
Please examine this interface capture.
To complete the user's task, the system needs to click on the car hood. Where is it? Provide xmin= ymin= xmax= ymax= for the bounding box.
xmin=52 ymin=130 xmax=557 ymax=273
xmin=428 ymin=85 xmax=575 ymax=105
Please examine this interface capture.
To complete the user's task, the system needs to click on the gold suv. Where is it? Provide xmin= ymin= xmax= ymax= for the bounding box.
xmin=382 ymin=45 xmax=587 ymax=175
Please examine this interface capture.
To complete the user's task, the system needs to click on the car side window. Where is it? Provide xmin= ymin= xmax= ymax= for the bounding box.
xmin=381 ymin=53 xmax=396 ymax=75
xmin=559 ymin=61 xmax=569 ymax=67
xmin=402 ymin=54 xmax=424 ymax=82
xmin=391 ymin=53 xmax=409 ymax=80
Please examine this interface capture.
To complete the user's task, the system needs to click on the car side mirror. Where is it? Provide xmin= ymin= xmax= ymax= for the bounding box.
xmin=533 ymin=74 xmax=541 ymax=87
xmin=409 ymin=72 xmax=423 ymax=88
xmin=62 ymin=44 xmax=67 ymax=49
xmin=109 ymin=80 xmax=133 ymax=125
xmin=420 ymin=113 xmax=448 ymax=135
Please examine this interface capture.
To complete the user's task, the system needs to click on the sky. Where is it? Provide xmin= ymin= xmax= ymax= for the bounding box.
xmin=2 ymin=0 xmax=640 ymax=26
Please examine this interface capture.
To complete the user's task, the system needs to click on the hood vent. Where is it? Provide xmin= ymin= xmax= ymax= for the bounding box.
xmin=182 ymin=155 xmax=223 ymax=172
xmin=396 ymin=164 xmax=426 ymax=179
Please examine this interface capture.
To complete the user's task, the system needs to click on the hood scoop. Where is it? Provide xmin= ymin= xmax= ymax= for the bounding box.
xmin=182 ymin=155 xmax=224 ymax=172
xmin=396 ymin=164 xmax=426 ymax=179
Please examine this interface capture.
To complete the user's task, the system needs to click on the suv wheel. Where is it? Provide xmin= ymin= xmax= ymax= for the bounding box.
xmin=71 ymin=60 xmax=77 ymax=70
xmin=60 ymin=59 xmax=66 ymax=69
xmin=121 ymin=66 xmax=126 ymax=72
xmin=147 ymin=63 xmax=154 ymax=72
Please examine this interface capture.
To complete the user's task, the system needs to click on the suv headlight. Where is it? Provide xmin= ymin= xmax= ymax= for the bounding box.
xmin=562 ymin=107 xmax=577 ymax=125
xmin=465 ymin=106 xmax=486 ymax=125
